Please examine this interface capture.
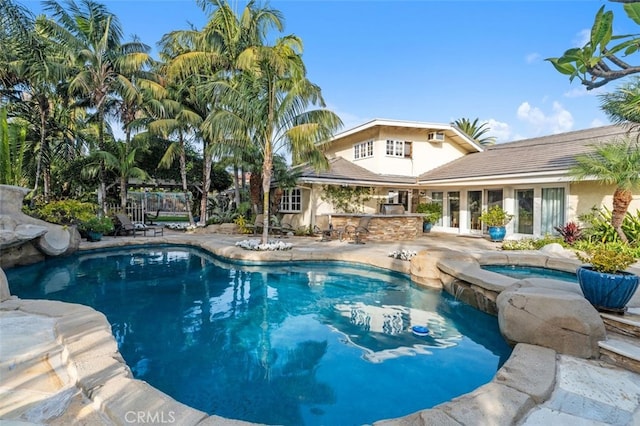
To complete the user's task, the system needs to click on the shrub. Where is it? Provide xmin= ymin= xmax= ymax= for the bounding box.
xmin=554 ymin=221 xmax=583 ymax=245
xmin=479 ymin=205 xmax=513 ymax=227
xmin=574 ymin=241 xmax=637 ymax=274
xmin=415 ymin=202 xmax=442 ymax=223
xmin=501 ymin=235 xmax=565 ymax=251
xmin=78 ymin=216 xmax=114 ymax=234
xmin=578 ymin=207 xmax=640 ymax=244
xmin=26 ymin=199 xmax=97 ymax=225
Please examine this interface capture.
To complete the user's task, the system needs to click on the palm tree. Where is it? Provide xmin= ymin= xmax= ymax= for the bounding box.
xmin=149 ymin=81 xmax=203 ymax=226
xmin=571 ymin=137 xmax=640 ymax=243
xmin=39 ymin=0 xmax=153 ymax=212
xmin=160 ymin=0 xmax=285 ymax=225
xmin=599 ymin=77 xmax=640 ymax=126
xmin=85 ymin=141 xmax=150 ymax=211
xmin=452 ymin=118 xmax=496 ymax=146
xmin=220 ymin=36 xmax=342 ymax=243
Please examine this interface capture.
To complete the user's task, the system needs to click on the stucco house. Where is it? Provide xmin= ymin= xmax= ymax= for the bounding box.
xmin=277 ymin=118 xmax=639 ymax=239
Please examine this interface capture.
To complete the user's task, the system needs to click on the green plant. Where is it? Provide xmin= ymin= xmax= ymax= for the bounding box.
xmin=234 ymin=216 xmax=251 ymax=234
xmin=501 ymin=235 xmax=565 ymax=251
xmin=575 ymin=241 xmax=637 ymax=274
xmin=479 ymin=205 xmax=513 ymax=227
xmin=578 ymin=207 xmax=640 ymax=244
xmin=26 ymin=199 xmax=97 ymax=225
xmin=321 ymin=185 xmax=372 ymax=213
xmin=78 ymin=216 xmax=114 ymax=234
xmin=416 ymin=202 xmax=442 ymax=223
xmin=554 ymin=221 xmax=583 ymax=245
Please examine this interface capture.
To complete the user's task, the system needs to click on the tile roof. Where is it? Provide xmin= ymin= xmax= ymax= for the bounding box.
xmin=298 ymin=157 xmax=416 ymax=185
xmin=417 ymin=124 xmax=635 ymax=182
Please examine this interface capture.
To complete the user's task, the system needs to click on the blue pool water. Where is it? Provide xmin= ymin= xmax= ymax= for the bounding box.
xmin=482 ymin=265 xmax=578 ymax=283
xmin=6 ymin=246 xmax=512 ymax=426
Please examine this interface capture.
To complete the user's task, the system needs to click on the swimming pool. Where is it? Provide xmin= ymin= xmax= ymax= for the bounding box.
xmin=482 ymin=264 xmax=578 ymax=283
xmin=6 ymin=245 xmax=512 ymax=426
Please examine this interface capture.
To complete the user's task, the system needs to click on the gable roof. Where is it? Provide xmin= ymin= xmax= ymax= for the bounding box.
xmin=417 ymin=124 xmax=635 ymax=184
xmin=297 ymin=157 xmax=416 ymax=186
xmin=327 ymin=118 xmax=485 ymax=154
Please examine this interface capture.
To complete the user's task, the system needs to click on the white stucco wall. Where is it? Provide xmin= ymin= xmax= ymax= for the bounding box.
xmin=325 ymin=127 xmax=469 ymax=177
xmin=569 ymin=181 xmax=640 ymax=222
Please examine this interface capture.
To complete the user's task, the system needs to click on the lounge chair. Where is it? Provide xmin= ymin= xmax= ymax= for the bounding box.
xmin=277 ymin=214 xmax=297 ymax=236
xmin=344 ymin=216 xmax=371 ymax=244
xmin=114 ymin=213 xmax=163 ymax=237
xmin=144 ymin=209 xmax=161 ymax=225
xmin=246 ymin=214 xmax=265 ymax=235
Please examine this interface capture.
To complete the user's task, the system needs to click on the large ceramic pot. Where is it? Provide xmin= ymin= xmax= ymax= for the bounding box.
xmin=86 ymin=231 xmax=103 ymax=242
xmin=423 ymin=222 xmax=433 ymax=233
xmin=487 ymin=226 xmax=506 ymax=242
xmin=576 ymin=266 xmax=640 ymax=313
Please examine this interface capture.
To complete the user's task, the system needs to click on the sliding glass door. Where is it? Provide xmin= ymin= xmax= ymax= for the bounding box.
xmin=448 ymin=191 xmax=460 ymax=228
xmin=541 ymin=187 xmax=565 ymax=235
xmin=468 ymin=191 xmax=482 ymax=230
xmin=515 ymin=189 xmax=534 ymax=234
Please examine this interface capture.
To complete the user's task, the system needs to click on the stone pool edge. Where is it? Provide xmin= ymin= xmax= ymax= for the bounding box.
xmin=1 ymin=237 xmax=560 ymax=425
xmin=0 ymin=295 xmax=557 ymax=426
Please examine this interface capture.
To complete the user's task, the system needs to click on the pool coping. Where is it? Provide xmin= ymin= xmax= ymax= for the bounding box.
xmin=0 ymin=234 xmax=605 ymax=425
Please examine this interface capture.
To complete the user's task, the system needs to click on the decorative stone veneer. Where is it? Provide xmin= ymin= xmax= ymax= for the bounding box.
xmin=328 ymin=214 xmax=422 ymax=241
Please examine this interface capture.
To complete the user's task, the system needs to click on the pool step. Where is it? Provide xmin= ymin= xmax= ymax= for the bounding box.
xmin=598 ymin=308 xmax=640 ymax=374
xmin=600 ymin=308 xmax=640 ymax=338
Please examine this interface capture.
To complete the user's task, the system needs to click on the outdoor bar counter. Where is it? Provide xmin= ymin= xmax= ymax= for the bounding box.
xmin=320 ymin=213 xmax=423 ymax=242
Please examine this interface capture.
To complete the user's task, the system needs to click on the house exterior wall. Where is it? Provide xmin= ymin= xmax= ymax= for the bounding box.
xmin=325 ymin=127 xmax=468 ymax=177
xmin=569 ymin=181 xmax=640 ymax=221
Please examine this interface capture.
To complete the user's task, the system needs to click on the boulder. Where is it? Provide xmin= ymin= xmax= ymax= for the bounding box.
xmin=496 ymin=281 xmax=605 ymax=358
xmin=0 ymin=185 xmax=80 ymax=265
xmin=0 ymin=267 xmax=10 ymax=302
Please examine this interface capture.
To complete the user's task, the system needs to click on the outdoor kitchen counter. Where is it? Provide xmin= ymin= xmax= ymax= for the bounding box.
xmin=319 ymin=213 xmax=423 ymax=242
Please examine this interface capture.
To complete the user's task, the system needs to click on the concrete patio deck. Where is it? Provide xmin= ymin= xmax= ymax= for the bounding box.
xmin=2 ymin=230 xmax=640 ymax=425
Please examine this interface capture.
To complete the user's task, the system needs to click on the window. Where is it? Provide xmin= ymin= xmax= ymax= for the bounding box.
xmin=431 ymin=192 xmax=443 ymax=226
xmin=428 ymin=131 xmax=445 ymax=142
xmin=541 ymin=187 xmax=565 ymax=235
xmin=385 ymin=140 xmax=412 ymax=158
xmin=448 ymin=191 xmax=460 ymax=228
xmin=468 ymin=190 xmax=482 ymax=230
xmin=279 ymin=188 xmax=301 ymax=212
xmin=515 ymin=189 xmax=534 ymax=234
xmin=354 ymin=140 xmax=373 ymax=159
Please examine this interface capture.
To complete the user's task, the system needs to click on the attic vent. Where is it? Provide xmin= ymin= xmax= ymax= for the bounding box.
xmin=427 ymin=131 xmax=445 ymax=142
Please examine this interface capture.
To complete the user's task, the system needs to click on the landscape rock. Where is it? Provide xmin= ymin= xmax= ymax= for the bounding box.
xmin=496 ymin=281 xmax=605 ymax=358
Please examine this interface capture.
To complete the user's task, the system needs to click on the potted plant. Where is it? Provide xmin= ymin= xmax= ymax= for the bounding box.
xmin=79 ymin=215 xmax=114 ymax=242
xmin=575 ymin=242 xmax=639 ymax=313
xmin=416 ymin=202 xmax=442 ymax=233
xmin=479 ymin=205 xmax=513 ymax=242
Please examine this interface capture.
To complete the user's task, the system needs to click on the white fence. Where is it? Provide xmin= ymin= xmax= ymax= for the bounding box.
xmin=107 ymin=192 xmax=191 ymax=224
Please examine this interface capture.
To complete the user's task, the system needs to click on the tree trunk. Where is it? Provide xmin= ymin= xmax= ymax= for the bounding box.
xmin=179 ymin=135 xmax=195 ymax=226
xmin=612 ymin=187 xmax=632 ymax=243
xmin=199 ymin=144 xmax=212 ymax=226
xmin=120 ymin=175 xmax=127 ymax=212
xmin=261 ymin=141 xmax=273 ymax=244
xmin=233 ymin=164 xmax=241 ymax=210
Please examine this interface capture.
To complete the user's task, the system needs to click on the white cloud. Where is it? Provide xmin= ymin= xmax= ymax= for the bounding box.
xmin=485 ymin=119 xmax=511 ymax=143
xmin=516 ymin=101 xmax=574 ymax=135
xmin=590 ymin=118 xmax=606 ymax=128
xmin=573 ymin=29 xmax=590 ymax=47
xmin=525 ymin=52 xmax=541 ymax=64
xmin=325 ymin=104 xmax=369 ymax=133
xmin=563 ymin=86 xmax=603 ymax=98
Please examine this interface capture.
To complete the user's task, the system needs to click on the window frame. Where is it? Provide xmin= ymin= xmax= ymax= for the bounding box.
xmin=385 ymin=139 xmax=412 ymax=158
xmin=353 ymin=140 xmax=374 ymax=160
xmin=279 ymin=188 xmax=302 ymax=213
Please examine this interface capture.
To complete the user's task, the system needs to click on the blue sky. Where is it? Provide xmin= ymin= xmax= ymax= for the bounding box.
xmin=21 ymin=0 xmax=638 ymax=142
